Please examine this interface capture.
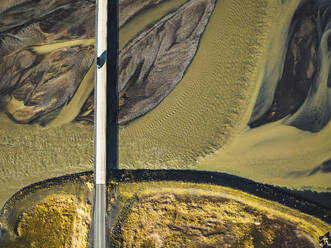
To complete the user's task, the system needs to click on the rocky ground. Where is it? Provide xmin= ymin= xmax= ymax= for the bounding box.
xmin=1 ymin=172 xmax=329 ymax=247
xmin=0 ymin=0 xmax=215 ymax=126
xmin=115 ymin=192 xmax=320 ymax=248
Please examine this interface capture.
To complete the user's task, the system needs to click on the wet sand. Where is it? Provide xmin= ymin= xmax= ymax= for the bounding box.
xmin=0 ymin=113 xmax=94 ymax=207
xmin=118 ymin=0 xmax=281 ymax=169
xmin=0 ymin=0 xmax=330 ymax=209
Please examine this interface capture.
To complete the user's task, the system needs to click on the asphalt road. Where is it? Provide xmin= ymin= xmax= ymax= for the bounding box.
xmin=94 ymin=184 xmax=106 ymax=247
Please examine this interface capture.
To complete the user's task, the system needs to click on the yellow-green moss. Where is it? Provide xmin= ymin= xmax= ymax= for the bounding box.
xmin=112 ymin=182 xmax=330 ymax=247
xmin=17 ymin=194 xmax=76 ymax=247
xmin=3 ymin=194 xmax=91 ymax=248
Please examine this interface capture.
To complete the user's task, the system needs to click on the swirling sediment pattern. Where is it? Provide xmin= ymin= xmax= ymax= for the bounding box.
xmin=197 ymin=0 xmax=331 ymax=190
xmin=118 ymin=0 xmax=280 ymax=169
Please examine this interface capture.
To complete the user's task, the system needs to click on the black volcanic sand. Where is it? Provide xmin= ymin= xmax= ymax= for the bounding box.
xmin=0 ymin=0 xmax=214 ymax=126
xmin=249 ymin=0 xmax=331 ymax=132
xmin=0 ymin=170 xmax=330 ymax=247
xmin=249 ymin=1 xmax=318 ymax=128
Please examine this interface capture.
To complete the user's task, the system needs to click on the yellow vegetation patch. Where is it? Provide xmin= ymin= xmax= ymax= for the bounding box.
xmin=3 ymin=194 xmax=91 ymax=248
xmin=113 ymin=181 xmax=330 ymax=247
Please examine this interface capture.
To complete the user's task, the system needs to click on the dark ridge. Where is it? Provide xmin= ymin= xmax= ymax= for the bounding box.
xmin=281 ymin=188 xmax=331 ymax=210
xmin=0 ymin=171 xmax=93 ymax=212
xmin=1 ymin=170 xmax=330 ymax=224
xmin=109 ymin=169 xmax=331 ymax=223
